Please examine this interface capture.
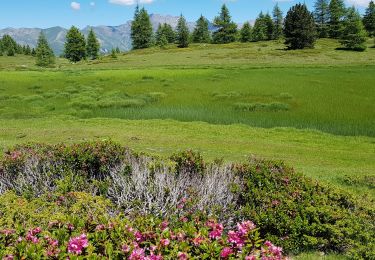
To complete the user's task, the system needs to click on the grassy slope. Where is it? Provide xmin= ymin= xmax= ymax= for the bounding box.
xmin=1 ymin=118 xmax=374 ymax=199
xmin=0 ymin=38 xmax=374 ymax=199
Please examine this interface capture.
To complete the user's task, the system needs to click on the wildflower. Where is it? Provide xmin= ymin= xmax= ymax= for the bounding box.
xmin=129 ymin=248 xmax=145 ymax=260
xmin=0 ymin=229 xmax=15 ymax=236
xmin=177 ymin=232 xmax=186 ymax=241
xmin=67 ymin=234 xmax=89 ymax=255
xmin=193 ymin=235 xmax=205 ymax=246
xmin=67 ymin=223 xmax=75 ymax=231
xmin=160 ymin=238 xmax=170 ymax=247
xmin=122 ymin=245 xmax=131 ymax=253
xmin=237 ymin=221 xmax=256 ymax=236
xmin=177 ymin=252 xmax=188 ymax=260
xmin=160 ymin=221 xmax=169 ymax=231
xmin=220 ymin=247 xmax=233 ymax=258
xmin=3 ymin=255 xmax=14 ymax=260
xmin=209 ymin=223 xmax=223 ymax=240
xmin=135 ymin=231 xmax=144 ymax=242
xmin=245 ymin=256 xmax=256 ymax=260
xmin=95 ymin=224 xmax=106 ymax=231
xmin=227 ymin=231 xmax=244 ymax=248
xmin=149 ymin=254 xmax=163 ymax=260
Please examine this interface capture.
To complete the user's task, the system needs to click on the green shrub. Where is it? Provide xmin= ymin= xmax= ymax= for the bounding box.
xmin=170 ymin=150 xmax=205 ymax=176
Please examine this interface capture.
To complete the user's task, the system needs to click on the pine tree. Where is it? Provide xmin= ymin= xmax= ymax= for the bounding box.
xmin=111 ymin=49 xmax=117 ymax=58
xmin=329 ymin=0 xmax=346 ymax=38
xmin=1 ymin=35 xmax=17 ymax=56
xmin=64 ymin=26 xmax=86 ymax=62
xmin=156 ymin=24 xmax=165 ymax=45
xmin=163 ymin=23 xmax=176 ymax=43
xmin=363 ymin=1 xmax=375 ymax=37
xmin=35 ymin=32 xmax=55 ymax=67
xmin=25 ymin=45 xmax=31 ymax=55
xmin=131 ymin=6 xmax=153 ymax=49
xmin=240 ymin=22 xmax=252 ymax=42
xmin=284 ymin=4 xmax=317 ymax=49
xmin=212 ymin=4 xmax=238 ymax=44
xmin=340 ymin=7 xmax=368 ymax=51
xmin=31 ymin=48 xmax=36 ymax=57
xmin=86 ymin=28 xmax=100 ymax=60
xmin=252 ymin=12 xmax=267 ymax=41
xmin=158 ymin=34 xmax=168 ymax=48
xmin=273 ymin=4 xmax=283 ymax=40
xmin=264 ymin=13 xmax=274 ymax=40
xmin=176 ymin=15 xmax=190 ymax=48
xmin=115 ymin=47 xmax=121 ymax=53
xmin=314 ymin=0 xmax=330 ymax=37
xmin=192 ymin=15 xmax=211 ymax=43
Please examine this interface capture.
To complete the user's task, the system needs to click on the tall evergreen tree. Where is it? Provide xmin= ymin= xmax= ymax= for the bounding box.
xmin=163 ymin=23 xmax=176 ymax=43
xmin=240 ymin=22 xmax=252 ymax=42
xmin=329 ymin=0 xmax=346 ymax=38
xmin=273 ymin=4 xmax=283 ymax=40
xmin=64 ymin=26 xmax=86 ymax=62
xmin=131 ymin=6 xmax=153 ymax=49
xmin=86 ymin=28 xmax=100 ymax=60
xmin=212 ymin=4 xmax=238 ymax=44
xmin=1 ymin=35 xmax=17 ymax=56
xmin=35 ymin=32 xmax=55 ymax=67
xmin=314 ymin=0 xmax=330 ymax=37
xmin=192 ymin=15 xmax=211 ymax=43
xmin=340 ymin=7 xmax=368 ymax=51
xmin=264 ymin=13 xmax=275 ymax=40
xmin=25 ymin=45 xmax=31 ymax=55
xmin=284 ymin=4 xmax=317 ymax=49
xmin=252 ymin=12 xmax=268 ymax=41
xmin=156 ymin=23 xmax=175 ymax=45
xmin=363 ymin=0 xmax=375 ymax=37
xmin=176 ymin=15 xmax=190 ymax=48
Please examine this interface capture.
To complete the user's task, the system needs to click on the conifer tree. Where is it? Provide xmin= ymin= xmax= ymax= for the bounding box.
xmin=31 ymin=48 xmax=36 ymax=56
xmin=162 ymin=23 xmax=176 ymax=43
xmin=25 ymin=45 xmax=31 ymax=55
xmin=340 ymin=7 xmax=368 ymax=51
xmin=329 ymin=0 xmax=346 ymax=38
xmin=35 ymin=32 xmax=55 ymax=67
xmin=284 ymin=4 xmax=317 ymax=49
xmin=252 ymin=12 xmax=267 ymax=41
xmin=264 ymin=13 xmax=274 ymax=40
xmin=131 ymin=6 xmax=153 ymax=49
xmin=192 ymin=15 xmax=211 ymax=43
xmin=176 ymin=15 xmax=190 ymax=48
xmin=158 ymin=34 xmax=168 ymax=48
xmin=363 ymin=0 xmax=375 ymax=37
xmin=212 ymin=4 xmax=238 ymax=44
xmin=273 ymin=4 xmax=283 ymax=40
xmin=1 ymin=35 xmax=17 ymax=56
xmin=240 ymin=22 xmax=252 ymax=42
xmin=115 ymin=47 xmax=121 ymax=53
xmin=64 ymin=26 xmax=86 ymax=62
xmin=86 ymin=28 xmax=100 ymax=60
xmin=156 ymin=24 xmax=164 ymax=45
xmin=111 ymin=49 xmax=117 ymax=58
xmin=314 ymin=0 xmax=330 ymax=37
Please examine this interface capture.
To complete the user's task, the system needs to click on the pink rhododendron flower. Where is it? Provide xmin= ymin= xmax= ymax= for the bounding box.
xmin=3 ymin=255 xmax=14 ymax=260
xmin=227 ymin=231 xmax=244 ymax=248
xmin=245 ymin=256 xmax=256 ymax=260
xmin=135 ymin=231 xmax=144 ymax=242
xmin=177 ymin=252 xmax=188 ymax=260
xmin=160 ymin=221 xmax=169 ymax=231
xmin=67 ymin=234 xmax=89 ymax=255
xmin=95 ymin=224 xmax=106 ymax=231
xmin=237 ymin=221 xmax=256 ymax=236
xmin=149 ymin=254 xmax=163 ymax=260
xmin=160 ymin=238 xmax=170 ymax=246
xmin=67 ymin=223 xmax=75 ymax=231
xmin=129 ymin=248 xmax=145 ymax=260
xmin=121 ymin=245 xmax=131 ymax=253
xmin=177 ymin=232 xmax=186 ymax=241
xmin=0 ymin=229 xmax=15 ymax=236
xmin=220 ymin=247 xmax=233 ymax=258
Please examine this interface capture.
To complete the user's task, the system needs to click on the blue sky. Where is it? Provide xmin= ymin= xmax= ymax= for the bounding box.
xmin=0 ymin=0 xmax=370 ymax=29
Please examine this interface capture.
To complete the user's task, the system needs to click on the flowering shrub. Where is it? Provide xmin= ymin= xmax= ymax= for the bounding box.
xmin=0 ymin=191 xmax=287 ymax=259
xmin=0 ymin=141 xmax=374 ymax=258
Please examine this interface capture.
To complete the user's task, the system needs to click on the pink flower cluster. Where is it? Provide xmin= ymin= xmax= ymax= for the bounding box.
xmin=262 ymin=240 xmax=283 ymax=259
xmin=67 ymin=234 xmax=89 ymax=255
xmin=206 ymin=219 xmax=224 ymax=240
xmin=227 ymin=220 xmax=256 ymax=249
xmin=25 ymin=227 xmax=42 ymax=244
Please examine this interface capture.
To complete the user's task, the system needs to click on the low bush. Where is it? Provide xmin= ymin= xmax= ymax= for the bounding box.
xmin=0 ymin=192 xmax=286 ymax=259
xmin=0 ymin=141 xmax=374 ymax=258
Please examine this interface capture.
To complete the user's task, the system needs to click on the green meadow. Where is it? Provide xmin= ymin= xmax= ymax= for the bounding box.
xmin=1 ymin=39 xmax=375 ymax=199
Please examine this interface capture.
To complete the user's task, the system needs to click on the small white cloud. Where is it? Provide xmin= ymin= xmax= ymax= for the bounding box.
xmin=90 ymin=2 xmax=96 ymax=7
xmin=346 ymin=0 xmax=371 ymax=7
xmin=71 ymin=1 xmax=81 ymax=10
xmin=109 ymin=0 xmax=154 ymax=6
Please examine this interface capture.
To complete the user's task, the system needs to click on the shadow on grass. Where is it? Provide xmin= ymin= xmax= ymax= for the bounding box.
xmin=335 ymin=47 xmax=366 ymax=52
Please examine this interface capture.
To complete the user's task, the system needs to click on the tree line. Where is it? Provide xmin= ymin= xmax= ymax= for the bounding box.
xmin=0 ymin=0 xmax=374 ymax=67
xmin=131 ymin=1 xmax=374 ymax=51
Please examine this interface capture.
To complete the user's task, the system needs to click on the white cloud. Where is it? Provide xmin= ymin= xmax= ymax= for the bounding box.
xmin=109 ymin=0 xmax=154 ymax=6
xmin=90 ymin=2 xmax=96 ymax=7
xmin=71 ymin=1 xmax=81 ymax=10
xmin=346 ymin=0 xmax=371 ymax=7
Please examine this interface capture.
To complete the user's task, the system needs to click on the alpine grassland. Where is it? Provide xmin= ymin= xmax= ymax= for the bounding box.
xmin=1 ymin=38 xmax=375 ymax=259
